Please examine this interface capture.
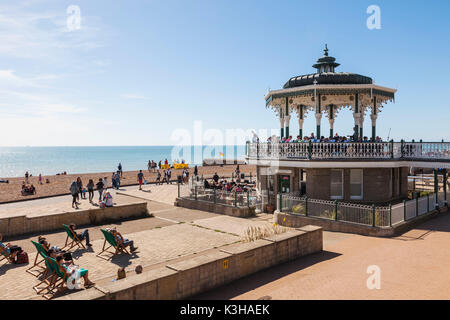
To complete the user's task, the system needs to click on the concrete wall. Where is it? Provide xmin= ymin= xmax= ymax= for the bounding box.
xmin=55 ymin=225 xmax=323 ymax=300
xmin=0 ymin=202 xmax=149 ymax=238
xmin=174 ymin=198 xmax=256 ymax=218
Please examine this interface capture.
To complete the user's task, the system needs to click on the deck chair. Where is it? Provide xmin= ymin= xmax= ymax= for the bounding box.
xmin=33 ymin=255 xmax=58 ymax=296
xmin=96 ymin=229 xmax=130 ymax=260
xmin=26 ymin=241 xmax=50 ymax=277
xmin=0 ymin=243 xmax=14 ymax=264
xmin=62 ymin=224 xmax=86 ymax=250
xmin=40 ymin=257 xmax=69 ymax=300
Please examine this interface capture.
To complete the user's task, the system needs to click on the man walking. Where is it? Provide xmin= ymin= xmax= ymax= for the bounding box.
xmin=137 ymin=170 xmax=144 ymax=190
xmin=96 ymin=178 xmax=104 ymax=202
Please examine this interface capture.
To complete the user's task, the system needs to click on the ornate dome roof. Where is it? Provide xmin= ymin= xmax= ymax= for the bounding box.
xmin=283 ymin=45 xmax=373 ymax=89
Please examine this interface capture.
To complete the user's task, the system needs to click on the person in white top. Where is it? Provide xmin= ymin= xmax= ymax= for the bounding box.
xmin=103 ymin=177 xmax=108 ymax=191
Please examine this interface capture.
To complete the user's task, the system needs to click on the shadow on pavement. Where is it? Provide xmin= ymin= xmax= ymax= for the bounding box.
xmin=190 ymin=250 xmax=341 ymax=300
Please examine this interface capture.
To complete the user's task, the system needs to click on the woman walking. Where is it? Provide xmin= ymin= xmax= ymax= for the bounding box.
xmin=87 ymin=179 xmax=94 ymax=203
xmin=70 ymin=182 xmax=79 ymax=209
xmin=76 ymin=177 xmax=84 ymax=200
xmin=96 ymin=178 xmax=104 ymax=202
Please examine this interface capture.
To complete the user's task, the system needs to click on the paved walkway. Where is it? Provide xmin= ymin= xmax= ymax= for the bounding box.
xmin=3 ymin=181 xmax=450 ymax=300
xmin=0 ymin=184 xmax=279 ymax=300
xmin=195 ymin=211 xmax=450 ymax=300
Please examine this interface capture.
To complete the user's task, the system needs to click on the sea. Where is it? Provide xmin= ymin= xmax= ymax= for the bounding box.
xmin=0 ymin=145 xmax=247 ymax=178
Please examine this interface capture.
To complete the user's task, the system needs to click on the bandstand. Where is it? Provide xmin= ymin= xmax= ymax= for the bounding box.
xmin=246 ymin=46 xmax=450 ymax=214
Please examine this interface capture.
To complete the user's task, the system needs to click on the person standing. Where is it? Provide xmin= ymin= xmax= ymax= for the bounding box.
xmin=148 ymin=160 xmax=151 ymax=173
xmin=116 ymin=171 xmax=120 ymax=190
xmin=96 ymin=178 xmax=104 ymax=202
xmin=25 ymin=171 xmax=29 ymax=184
xmin=137 ymin=170 xmax=144 ymax=190
xmin=118 ymin=163 xmax=123 ymax=178
xmin=156 ymin=170 xmax=161 ymax=185
xmin=167 ymin=168 xmax=172 ymax=184
xmin=76 ymin=177 xmax=84 ymax=200
xmin=103 ymin=177 xmax=108 ymax=192
xmin=38 ymin=174 xmax=42 ymax=185
xmin=194 ymin=165 xmax=198 ymax=177
xmin=70 ymin=182 xmax=79 ymax=209
xmin=112 ymin=172 xmax=117 ymax=189
xmin=87 ymin=179 xmax=94 ymax=203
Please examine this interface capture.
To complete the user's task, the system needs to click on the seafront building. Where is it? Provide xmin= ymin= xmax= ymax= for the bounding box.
xmin=246 ymin=47 xmax=449 ymax=226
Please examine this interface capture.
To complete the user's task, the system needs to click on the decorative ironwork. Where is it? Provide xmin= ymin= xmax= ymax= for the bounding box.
xmin=247 ymin=142 xmax=450 ymax=161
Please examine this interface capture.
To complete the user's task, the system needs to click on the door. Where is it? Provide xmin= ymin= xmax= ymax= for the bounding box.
xmin=278 ymin=175 xmax=291 ymax=194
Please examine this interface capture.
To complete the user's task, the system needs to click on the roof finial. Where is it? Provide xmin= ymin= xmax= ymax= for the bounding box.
xmin=324 ymin=44 xmax=329 ymax=56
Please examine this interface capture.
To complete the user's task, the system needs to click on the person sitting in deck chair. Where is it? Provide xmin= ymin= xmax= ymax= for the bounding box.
xmin=110 ymin=228 xmax=138 ymax=253
xmin=69 ymin=224 xmax=92 ymax=247
xmin=0 ymin=233 xmax=22 ymax=263
xmin=38 ymin=236 xmax=73 ymax=263
xmin=55 ymin=255 xmax=95 ymax=288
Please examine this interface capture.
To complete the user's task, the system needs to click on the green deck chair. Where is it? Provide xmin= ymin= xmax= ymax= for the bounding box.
xmin=26 ymin=241 xmax=49 ymax=277
xmin=62 ymin=224 xmax=86 ymax=250
xmin=40 ymin=257 xmax=69 ymax=300
xmin=96 ymin=229 xmax=130 ymax=260
xmin=33 ymin=254 xmax=58 ymax=296
xmin=0 ymin=244 xmax=13 ymax=264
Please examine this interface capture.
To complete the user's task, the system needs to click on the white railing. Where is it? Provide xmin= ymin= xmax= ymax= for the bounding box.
xmin=279 ymin=191 xmax=445 ymax=228
xmin=247 ymin=142 xmax=450 ymax=161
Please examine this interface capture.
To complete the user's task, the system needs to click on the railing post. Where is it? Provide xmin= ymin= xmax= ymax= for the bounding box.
xmin=247 ymin=190 xmax=250 ymax=208
xmin=195 ymin=186 xmax=198 ymax=201
xmin=427 ymin=193 xmax=430 ymax=212
xmin=334 ymin=200 xmax=338 ymax=221
xmin=390 ymin=139 xmax=394 ymax=159
xmin=434 ymin=169 xmax=439 ymax=210
xmin=400 ymin=139 xmax=404 ymax=158
xmin=235 ymin=192 xmax=238 ymax=207
xmin=444 ymin=169 xmax=448 ymax=207
xmin=214 ymin=188 xmax=216 ymax=204
xmin=308 ymin=140 xmax=312 ymax=160
xmin=403 ymin=200 xmax=407 ymax=221
xmin=389 ymin=203 xmax=392 ymax=227
xmin=177 ymin=180 xmax=180 ymax=198
xmin=372 ymin=204 xmax=376 ymax=227
xmin=250 ymin=172 xmax=252 ymax=183
xmin=305 ymin=196 xmax=308 ymax=216
xmin=416 ymin=196 xmax=419 ymax=217
xmin=279 ymin=193 xmax=283 ymax=213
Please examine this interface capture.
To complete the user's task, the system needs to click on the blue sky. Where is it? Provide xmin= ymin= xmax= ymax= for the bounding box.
xmin=0 ymin=0 xmax=449 ymax=146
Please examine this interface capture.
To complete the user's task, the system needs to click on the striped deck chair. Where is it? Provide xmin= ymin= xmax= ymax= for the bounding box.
xmin=33 ymin=255 xmax=58 ymax=296
xmin=40 ymin=257 xmax=69 ymax=300
xmin=26 ymin=241 xmax=49 ymax=277
xmin=62 ymin=224 xmax=86 ymax=250
xmin=0 ymin=242 xmax=14 ymax=264
xmin=96 ymin=229 xmax=130 ymax=260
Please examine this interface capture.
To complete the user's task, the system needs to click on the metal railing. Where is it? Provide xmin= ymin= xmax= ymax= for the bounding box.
xmin=247 ymin=141 xmax=450 ymax=161
xmin=278 ymin=192 xmax=446 ymax=228
xmin=178 ymin=177 xmax=263 ymax=209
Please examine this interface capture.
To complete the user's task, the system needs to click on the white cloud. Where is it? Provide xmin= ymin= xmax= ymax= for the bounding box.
xmin=0 ymin=2 xmax=106 ymax=61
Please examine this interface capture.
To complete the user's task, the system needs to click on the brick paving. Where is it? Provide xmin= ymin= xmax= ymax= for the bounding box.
xmin=195 ymin=211 xmax=450 ymax=300
xmin=0 ymin=184 xmax=270 ymax=300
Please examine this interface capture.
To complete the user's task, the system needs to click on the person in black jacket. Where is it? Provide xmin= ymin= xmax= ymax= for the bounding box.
xmin=96 ymin=178 xmax=104 ymax=201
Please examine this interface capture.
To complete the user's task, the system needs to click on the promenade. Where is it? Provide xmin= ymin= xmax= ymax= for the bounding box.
xmin=1 ymin=183 xmax=450 ymax=300
xmin=0 ymin=184 xmax=273 ymax=300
